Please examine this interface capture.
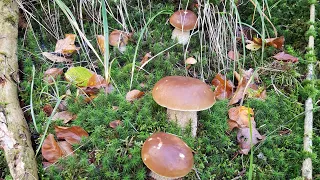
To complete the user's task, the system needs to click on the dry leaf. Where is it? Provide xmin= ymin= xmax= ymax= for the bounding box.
xmin=126 ymin=90 xmax=144 ymax=102
xmin=228 ymin=106 xmax=255 ymax=131
xmin=55 ymin=34 xmax=80 ymax=55
xmin=58 ymin=101 xmax=68 ymax=111
xmin=55 ymin=126 xmax=89 ymax=144
xmin=109 ymin=120 xmax=122 ymax=129
xmin=43 ymin=104 xmax=53 ymax=117
xmin=140 ymin=52 xmax=152 ymax=65
xmin=41 ymin=134 xmax=64 ymax=163
xmin=212 ymin=73 xmax=235 ymax=100
xmin=42 ymin=52 xmax=72 ymax=63
xmin=44 ymin=68 xmax=63 ymax=83
xmin=245 ymin=42 xmax=262 ymax=51
xmin=58 ymin=141 xmax=74 ymax=156
xmin=237 ymin=127 xmax=265 ymax=154
xmin=97 ymin=35 xmax=105 ymax=54
xmin=228 ymin=50 xmax=240 ymax=61
xmin=272 ymin=52 xmax=298 ymax=63
xmin=52 ymin=111 xmax=76 ymax=124
xmin=246 ymin=36 xmax=285 ymax=51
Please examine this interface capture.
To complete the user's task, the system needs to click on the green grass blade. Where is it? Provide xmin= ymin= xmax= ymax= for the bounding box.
xmin=102 ymin=0 xmax=110 ymax=83
xmin=30 ymin=65 xmax=39 ymax=133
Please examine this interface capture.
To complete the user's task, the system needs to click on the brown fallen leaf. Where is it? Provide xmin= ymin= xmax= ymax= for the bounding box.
xmin=140 ymin=52 xmax=152 ymax=65
xmin=43 ymin=68 xmax=63 ymax=83
xmin=43 ymin=104 xmax=53 ymax=117
xmin=237 ymin=127 xmax=265 ymax=154
xmin=246 ymin=36 xmax=285 ymax=51
xmin=58 ymin=141 xmax=74 ymax=156
xmin=97 ymin=35 xmax=105 ymax=54
xmin=52 ymin=111 xmax=76 ymax=124
xmin=228 ymin=106 xmax=255 ymax=131
xmin=228 ymin=50 xmax=240 ymax=61
xmin=212 ymin=73 xmax=235 ymax=100
xmin=42 ymin=52 xmax=72 ymax=63
xmin=55 ymin=126 xmax=89 ymax=144
xmin=109 ymin=120 xmax=122 ymax=129
xmin=55 ymin=34 xmax=80 ymax=55
xmin=272 ymin=52 xmax=298 ymax=63
xmin=126 ymin=90 xmax=144 ymax=102
xmin=41 ymin=134 xmax=64 ymax=163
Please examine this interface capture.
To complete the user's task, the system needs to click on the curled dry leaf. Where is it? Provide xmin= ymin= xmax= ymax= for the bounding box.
xmin=55 ymin=34 xmax=80 ymax=55
xmin=246 ymin=36 xmax=285 ymax=51
xmin=58 ymin=141 xmax=73 ymax=156
xmin=109 ymin=120 xmax=122 ymax=129
xmin=228 ymin=106 xmax=255 ymax=131
xmin=42 ymin=52 xmax=72 ymax=63
xmin=140 ymin=52 xmax=152 ymax=66
xmin=126 ymin=90 xmax=144 ymax=102
xmin=272 ymin=52 xmax=298 ymax=63
xmin=212 ymin=73 xmax=235 ymax=100
xmin=97 ymin=35 xmax=105 ymax=54
xmin=52 ymin=111 xmax=76 ymax=124
xmin=41 ymin=134 xmax=63 ymax=163
xmin=43 ymin=68 xmax=63 ymax=84
xmin=55 ymin=126 xmax=89 ymax=145
xmin=237 ymin=127 xmax=265 ymax=154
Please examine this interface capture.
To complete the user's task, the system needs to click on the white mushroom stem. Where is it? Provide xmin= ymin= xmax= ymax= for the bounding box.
xmin=167 ymin=109 xmax=197 ymax=137
xmin=149 ymin=171 xmax=182 ymax=180
xmin=171 ymin=28 xmax=191 ymax=45
xmin=118 ymin=45 xmax=126 ymax=53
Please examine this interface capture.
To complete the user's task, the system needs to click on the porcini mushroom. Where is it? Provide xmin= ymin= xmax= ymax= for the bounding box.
xmin=169 ymin=10 xmax=198 ymax=45
xmin=152 ymin=76 xmax=215 ymax=137
xmin=141 ymin=132 xmax=194 ymax=180
xmin=109 ymin=30 xmax=129 ymax=53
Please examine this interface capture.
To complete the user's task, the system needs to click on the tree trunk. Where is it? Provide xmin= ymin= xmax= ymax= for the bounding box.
xmin=0 ymin=1 xmax=38 ymax=179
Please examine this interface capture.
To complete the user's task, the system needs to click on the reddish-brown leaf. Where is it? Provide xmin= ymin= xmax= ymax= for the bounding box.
xmin=140 ymin=52 xmax=152 ymax=65
xmin=109 ymin=120 xmax=122 ymax=129
xmin=272 ymin=52 xmax=298 ymax=63
xmin=227 ymin=120 xmax=239 ymax=131
xmin=41 ymin=134 xmax=64 ymax=163
xmin=126 ymin=90 xmax=144 ymax=102
xmin=212 ymin=73 xmax=235 ymax=100
xmin=55 ymin=126 xmax=89 ymax=144
xmin=253 ymin=36 xmax=285 ymax=49
xmin=55 ymin=34 xmax=80 ymax=55
xmin=58 ymin=141 xmax=74 ymax=156
xmin=43 ymin=104 xmax=53 ymax=117
xmin=228 ymin=106 xmax=255 ymax=130
xmin=237 ymin=127 xmax=265 ymax=154
xmin=52 ymin=111 xmax=76 ymax=124
xmin=44 ymin=68 xmax=63 ymax=84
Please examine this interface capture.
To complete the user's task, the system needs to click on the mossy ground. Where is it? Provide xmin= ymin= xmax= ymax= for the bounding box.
xmin=0 ymin=0 xmax=320 ymax=179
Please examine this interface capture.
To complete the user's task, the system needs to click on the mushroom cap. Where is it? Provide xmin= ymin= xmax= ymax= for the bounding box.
xmin=185 ymin=57 xmax=197 ymax=65
xmin=170 ymin=10 xmax=198 ymax=31
xmin=109 ymin=30 xmax=129 ymax=47
xmin=141 ymin=132 xmax=194 ymax=178
xmin=152 ymin=76 xmax=216 ymax=111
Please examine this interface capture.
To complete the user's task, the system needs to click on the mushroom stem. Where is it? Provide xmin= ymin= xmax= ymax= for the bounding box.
xmin=167 ymin=109 xmax=197 ymax=137
xmin=171 ymin=28 xmax=190 ymax=45
xmin=149 ymin=171 xmax=180 ymax=180
xmin=118 ymin=45 xmax=126 ymax=53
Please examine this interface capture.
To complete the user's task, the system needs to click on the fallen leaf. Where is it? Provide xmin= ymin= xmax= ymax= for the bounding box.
xmin=42 ymin=134 xmax=63 ymax=163
xmin=87 ymin=73 xmax=107 ymax=88
xmin=58 ymin=101 xmax=68 ymax=111
xmin=97 ymin=35 xmax=105 ymax=54
xmin=228 ymin=50 xmax=240 ymax=61
xmin=43 ymin=68 xmax=63 ymax=84
xmin=272 ymin=52 xmax=298 ymax=63
xmin=42 ymin=52 xmax=72 ymax=63
xmin=112 ymin=106 xmax=119 ymax=111
xmin=65 ymin=67 xmax=93 ymax=87
xmin=109 ymin=120 xmax=122 ymax=129
xmin=52 ymin=111 xmax=76 ymax=124
xmin=140 ymin=52 xmax=152 ymax=65
xmin=237 ymin=127 xmax=265 ymax=154
xmin=43 ymin=104 xmax=53 ymax=117
xmin=55 ymin=34 xmax=80 ymax=55
xmin=246 ymin=36 xmax=285 ymax=51
xmin=126 ymin=90 xmax=144 ymax=102
xmin=212 ymin=73 xmax=235 ymax=100
xmin=55 ymin=126 xmax=89 ymax=144
xmin=58 ymin=141 xmax=73 ymax=156
xmin=245 ymin=42 xmax=261 ymax=51
xmin=227 ymin=120 xmax=239 ymax=131
xmin=228 ymin=106 xmax=255 ymax=131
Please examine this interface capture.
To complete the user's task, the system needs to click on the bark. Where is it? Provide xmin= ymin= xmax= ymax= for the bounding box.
xmin=167 ymin=109 xmax=197 ymax=137
xmin=302 ymin=3 xmax=315 ymax=180
xmin=0 ymin=1 xmax=38 ymax=179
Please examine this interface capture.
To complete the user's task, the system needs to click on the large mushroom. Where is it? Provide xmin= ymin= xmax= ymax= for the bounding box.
xmin=141 ymin=132 xmax=194 ymax=180
xmin=109 ymin=30 xmax=129 ymax=53
xmin=169 ymin=10 xmax=198 ymax=45
xmin=152 ymin=76 xmax=215 ymax=137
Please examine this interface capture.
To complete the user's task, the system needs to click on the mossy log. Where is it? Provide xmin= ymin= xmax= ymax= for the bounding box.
xmin=0 ymin=1 xmax=38 ymax=179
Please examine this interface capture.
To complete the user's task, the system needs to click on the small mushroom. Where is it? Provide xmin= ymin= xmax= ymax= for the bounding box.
xmin=152 ymin=76 xmax=215 ymax=137
xmin=170 ymin=10 xmax=198 ymax=45
xmin=109 ymin=30 xmax=129 ymax=53
xmin=141 ymin=132 xmax=194 ymax=179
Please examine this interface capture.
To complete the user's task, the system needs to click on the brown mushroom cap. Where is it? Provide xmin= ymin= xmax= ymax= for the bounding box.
xmin=109 ymin=30 xmax=129 ymax=47
xmin=152 ymin=76 xmax=216 ymax=111
xmin=169 ymin=10 xmax=198 ymax=31
xmin=141 ymin=132 xmax=194 ymax=178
